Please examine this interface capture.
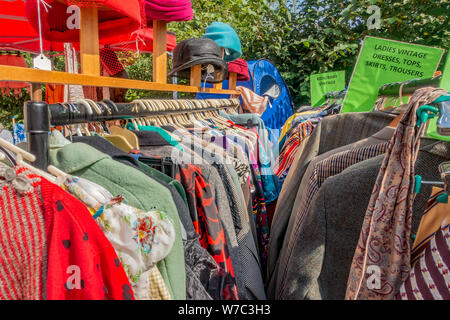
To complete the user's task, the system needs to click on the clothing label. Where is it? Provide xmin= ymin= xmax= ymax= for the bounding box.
xmin=310 ymin=70 xmax=346 ymax=107
xmin=33 ymin=54 xmax=52 ymax=71
xmin=341 ymin=36 xmax=444 ymax=113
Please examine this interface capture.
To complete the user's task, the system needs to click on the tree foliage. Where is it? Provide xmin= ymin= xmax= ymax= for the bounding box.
xmin=170 ymin=0 xmax=449 ymax=108
xmin=0 ymin=0 xmax=447 ymax=128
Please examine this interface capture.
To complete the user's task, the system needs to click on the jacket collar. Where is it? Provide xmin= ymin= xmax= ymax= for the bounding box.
xmin=49 ymin=142 xmax=111 ymax=174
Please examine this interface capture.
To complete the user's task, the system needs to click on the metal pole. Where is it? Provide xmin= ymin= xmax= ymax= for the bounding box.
xmin=24 ymin=101 xmax=50 ymax=170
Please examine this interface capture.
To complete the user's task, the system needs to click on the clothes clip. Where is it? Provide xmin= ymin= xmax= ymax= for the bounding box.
xmin=414 ymin=174 xmax=448 ymax=203
xmin=416 ymin=105 xmax=439 ymax=127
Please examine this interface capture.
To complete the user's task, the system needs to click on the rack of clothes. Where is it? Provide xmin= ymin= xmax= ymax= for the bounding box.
xmin=274 ymin=90 xmax=344 ymax=185
xmin=0 ymin=97 xmax=283 ymax=300
xmin=267 ymin=82 xmax=450 ymax=300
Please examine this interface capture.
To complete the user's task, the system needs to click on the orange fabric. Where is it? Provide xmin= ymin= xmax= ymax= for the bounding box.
xmin=412 ymin=187 xmax=450 ymax=256
xmin=45 ymin=84 xmax=65 ymax=104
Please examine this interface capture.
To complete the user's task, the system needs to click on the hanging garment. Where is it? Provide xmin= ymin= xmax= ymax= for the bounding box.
xmin=176 ymin=164 xmax=239 ymax=300
xmin=0 ymin=53 xmax=30 ymax=97
xmin=62 ymin=176 xmax=175 ymax=300
xmin=273 ymin=140 xmax=448 ymax=300
xmin=141 ymin=127 xmax=266 ymax=300
xmin=397 ymin=223 xmax=450 ymax=300
xmin=267 ymin=111 xmax=397 ymax=296
xmin=49 ymin=142 xmax=186 ymax=300
xmin=63 ymin=43 xmax=84 ymax=102
xmin=0 ymin=126 xmax=14 ymax=145
xmin=135 ymin=130 xmax=244 ymax=297
xmin=411 ymin=187 xmax=450 ymax=265
xmin=0 ymin=165 xmax=47 ymax=300
xmin=0 ymin=165 xmax=135 ymax=300
xmin=346 ymin=87 xmax=448 ymax=300
xmin=45 ymin=84 xmax=64 ymax=104
xmin=275 ymin=142 xmax=389 ymax=299
xmin=173 ymin=127 xmax=267 ymax=300
xmin=274 ymin=120 xmax=315 ymax=181
xmin=236 ymin=86 xmax=269 ymax=116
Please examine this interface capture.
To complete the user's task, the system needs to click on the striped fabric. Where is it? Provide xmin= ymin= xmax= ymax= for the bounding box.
xmin=0 ymin=166 xmax=46 ymax=300
xmin=275 ymin=121 xmax=314 ymax=180
xmin=411 ymin=188 xmax=450 ymax=265
xmin=277 ymin=142 xmax=389 ymax=296
xmin=397 ymin=223 xmax=450 ymax=300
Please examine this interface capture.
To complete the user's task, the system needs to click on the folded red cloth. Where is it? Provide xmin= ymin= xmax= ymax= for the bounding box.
xmin=144 ymin=0 xmax=193 ymax=22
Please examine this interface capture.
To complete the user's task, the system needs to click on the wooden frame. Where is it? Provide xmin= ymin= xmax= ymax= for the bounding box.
xmin=8 ymin=6 xmax=239 ymax=102
xmin=0 ymin=65 xmax=239 ymax=94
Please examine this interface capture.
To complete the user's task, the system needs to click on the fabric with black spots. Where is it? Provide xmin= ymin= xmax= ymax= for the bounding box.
xmin=38 ymin=173 xmax=134 ymax=300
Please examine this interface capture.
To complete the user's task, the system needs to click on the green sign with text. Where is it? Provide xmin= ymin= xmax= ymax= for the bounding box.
xmin=342 ymin=36 xmax=444 ymax=113
xmin=310 ymin=71 xmax=345 ymax=107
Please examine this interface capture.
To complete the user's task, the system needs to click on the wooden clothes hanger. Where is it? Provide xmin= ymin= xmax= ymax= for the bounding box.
xmin=0 ymin=138 xmax=58 ymax=183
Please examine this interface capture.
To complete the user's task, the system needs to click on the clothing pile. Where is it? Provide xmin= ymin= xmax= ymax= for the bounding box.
xmin=267 ymin=87 xmax=450 ymax=300
xmin=0 ymin=107 xmax=280 ymax=300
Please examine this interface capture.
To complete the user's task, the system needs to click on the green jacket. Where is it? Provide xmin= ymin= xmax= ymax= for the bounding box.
xmin=49 ymin=142 xmax=186 ymax=299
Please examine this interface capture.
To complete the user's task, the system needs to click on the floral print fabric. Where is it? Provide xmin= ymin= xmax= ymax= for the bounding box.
xmin=63 ymin=176 xmax=175 ymax=300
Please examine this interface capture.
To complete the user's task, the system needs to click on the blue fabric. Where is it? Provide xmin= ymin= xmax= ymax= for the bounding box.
xmin=203 ymin=22 xmax=242 ymax=62
xmin=196 ymin=59 xmax=294 ymax=131
xmin=13 ymin=123 xmax=26 ymax=145
xmin=218 ymin=111 xmax=280 ymax=203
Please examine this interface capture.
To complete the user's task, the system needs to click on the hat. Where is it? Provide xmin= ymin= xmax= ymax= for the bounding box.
xmin=144 ymin=0 xmax=193 ymax=22
xmin=203 ymin=22 xmax=242 ymax=62
xmin=228 ymin=58 xmax=250 ymax=82
xmin=168 ymin=38 xmax=228 ymax=83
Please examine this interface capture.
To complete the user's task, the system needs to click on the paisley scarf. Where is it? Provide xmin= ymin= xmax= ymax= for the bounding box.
xmin=345 ymin=87 xmax=448 ymax=300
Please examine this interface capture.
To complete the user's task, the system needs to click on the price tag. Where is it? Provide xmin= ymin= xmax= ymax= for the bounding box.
xmin=33 ymin=54 xmax=52 ymax=71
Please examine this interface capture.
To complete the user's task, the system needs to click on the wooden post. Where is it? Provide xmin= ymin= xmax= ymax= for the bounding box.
xmin=31 ymin=83 xmax=42 ymax=101
xmin=80 ymin=6 xmax=100 ymax=76
xmin=190 ymin=65 xmax=202 ymax=88
xmin=229 ymin=72 xmax=238 ymax=90
xmin=153 ymin=20 xmax=167 ymax=84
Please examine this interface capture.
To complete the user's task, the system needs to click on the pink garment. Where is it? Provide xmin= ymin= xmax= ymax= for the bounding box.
xmin=144 ymin=0 xmax=193 ymax=22
xmin=237 ymin=86 xmax=269 ymax=116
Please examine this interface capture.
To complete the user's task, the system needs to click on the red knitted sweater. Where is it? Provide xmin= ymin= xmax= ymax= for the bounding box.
xmin=0 ymin=166 xmax=135 ymax=300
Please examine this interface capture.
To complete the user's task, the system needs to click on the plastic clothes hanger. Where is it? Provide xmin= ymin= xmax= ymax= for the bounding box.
xmin=105 ymin=135 xmax=135 ymax=153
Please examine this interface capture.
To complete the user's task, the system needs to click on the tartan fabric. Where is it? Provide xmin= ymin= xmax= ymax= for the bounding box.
xmin=277 ymin=142 xmax=389 ymax=296
xmin=275 ymin=121 xmax=314 ymax=180
xmin=148 ymin=266 xmax=172 ymax=300
xmin=397 ymin=223 xmax=450 ymax=300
